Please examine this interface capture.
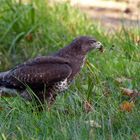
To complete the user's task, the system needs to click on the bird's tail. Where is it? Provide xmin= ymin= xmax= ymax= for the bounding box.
xmin=0 ymin=72 xmax=5 ymax=86
xmin=0 ymin=71 xmax=9 ymax=87
xmin=0 ymin=71 xmax=16 ymax=97
xmin=0 ymin=73 xmax=3 ymax=87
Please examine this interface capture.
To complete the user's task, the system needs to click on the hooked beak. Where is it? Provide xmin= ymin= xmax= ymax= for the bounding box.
xmin=93 ymin=41 xmax=104 ymax=52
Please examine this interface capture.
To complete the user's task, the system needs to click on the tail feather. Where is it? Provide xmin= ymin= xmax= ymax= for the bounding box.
xmin=0 ymin=71 xmax=9 ymax=87
xmin=0 ymin=72 xmax=4 ymax=87
xmin=0 ymin=73 xmax=3 ymax=86
xmin=0 ymin=71 xmax=18 ymax=97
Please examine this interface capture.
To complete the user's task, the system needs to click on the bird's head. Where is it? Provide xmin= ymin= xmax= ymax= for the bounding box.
xmin=70 ymin=36 xmax=103 ymax=55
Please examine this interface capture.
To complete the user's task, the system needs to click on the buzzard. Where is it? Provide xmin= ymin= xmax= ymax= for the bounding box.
xmin=0 ymin=36 xmax=103 ymax=104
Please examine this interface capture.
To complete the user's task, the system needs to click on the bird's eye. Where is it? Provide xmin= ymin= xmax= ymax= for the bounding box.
xmin=88 ymin=40 xmax=96 ymax=45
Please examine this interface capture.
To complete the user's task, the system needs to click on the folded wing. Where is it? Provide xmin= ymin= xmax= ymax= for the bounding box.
xmin=1 ymin=56 xmax=72 ymax=89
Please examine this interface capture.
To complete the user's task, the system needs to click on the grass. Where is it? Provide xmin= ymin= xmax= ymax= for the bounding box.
xmin=0 ymin=0 xmax=140 ymax=139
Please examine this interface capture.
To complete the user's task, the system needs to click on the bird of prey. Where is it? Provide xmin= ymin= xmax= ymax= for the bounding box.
xmin=0 ymin=36 xmax=103 ymax=104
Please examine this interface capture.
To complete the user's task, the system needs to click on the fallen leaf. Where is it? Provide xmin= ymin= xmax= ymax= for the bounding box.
xmin=120 ymin=87 xmax=140 ymax=102
xmin=25 ymin=34 xmax=33 ymax=42
xmin=120 ymin=101 xmax=135 ymax=112
xmin=84 ymin=101 xmax=93 ymax=113
xmin=115 ymin=77 xmax=132 ymax=84
xmin=132 ymin=133 xmax=140 ymax=140
xmin=0 ymin=106 xmax=3 ymax=111
xmin=85 ymin=120 xmax=101 ymax=128
xmin=121 ymin=87 xmax=135 ymax=97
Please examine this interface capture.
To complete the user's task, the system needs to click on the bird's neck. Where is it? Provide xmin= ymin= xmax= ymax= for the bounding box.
xmin=55 ymin=47 xmax=86 ymax=65
xmin=55 ymin=45 xmax=84 ymax=59
xmin=54 ymin=47 xmax=86 ymax=80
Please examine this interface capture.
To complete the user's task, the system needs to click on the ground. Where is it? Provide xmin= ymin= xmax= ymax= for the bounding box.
xmin=72 ymin=0 xmax=140 ymax=30
xmin=0 ymin=1 xmax=140 ymax=140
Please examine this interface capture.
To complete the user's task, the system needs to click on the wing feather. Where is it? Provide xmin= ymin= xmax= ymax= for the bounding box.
xmin=2 ymin=56 xmax=72 ymax=89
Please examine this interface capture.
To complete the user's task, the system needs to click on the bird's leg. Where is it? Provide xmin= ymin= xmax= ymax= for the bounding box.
xmin=43 ymin=91 xmax=57 ymax=111
xmin=20 ymin=90 xmax=32 ymax=101
xmin=47 ymin=90 xmax=57 ymax=105
xmin=38 ymin=88 xmax=58 ymax=110
xmin=36 ymin=86 xmax=57 ymax=105
xmin=20 ymin=88 xmax=57 ymax=111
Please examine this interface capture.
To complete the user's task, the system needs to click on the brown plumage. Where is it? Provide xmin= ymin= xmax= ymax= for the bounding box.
xmin=0 ymin=36 xmax=103 ymax=104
